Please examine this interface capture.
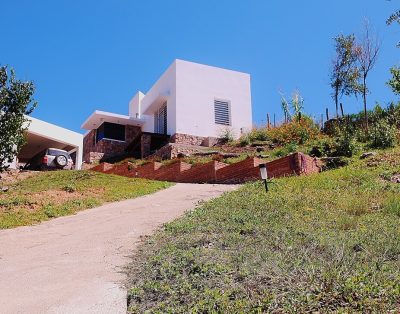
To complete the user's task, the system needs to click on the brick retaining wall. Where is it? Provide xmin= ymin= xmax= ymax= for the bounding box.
xmin=91 ymin=153 xmax=321 ymax=184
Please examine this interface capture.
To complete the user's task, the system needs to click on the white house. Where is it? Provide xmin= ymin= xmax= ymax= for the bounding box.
xmin=81 ymin=59 xmax=252 ymax=162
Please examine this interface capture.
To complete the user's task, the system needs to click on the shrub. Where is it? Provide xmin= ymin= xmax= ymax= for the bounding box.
xmin=334 ymin=130 xmax=357 ymax=157
xmin=368 ymin=120 xmax=397 ymax=149
xmin=247 ymin=128 xmax=269 ymax=142
xmin=219 ymin=128 xmax=235 ymax=144
xmin=308 ymin=137 xmax=336 ymax=157
xmin=271 ymin=142 xmax=298 ymax=158
xmin=238 ymin=134 xmax=250 ymax=147
xmin=265 ymin=117 xmax=320 ymax=145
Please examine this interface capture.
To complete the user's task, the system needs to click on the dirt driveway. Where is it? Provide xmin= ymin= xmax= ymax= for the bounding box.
xmin=0 ymin=183 xmax=237 ymax=314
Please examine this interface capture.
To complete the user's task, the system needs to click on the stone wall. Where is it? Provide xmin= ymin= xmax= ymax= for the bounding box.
xmin=170 ymin=133 xmax=207 ymax=146
xmin=83 ymin=125 xmax=141 ymax=163
xmin=140 ymin=133 xmax=152 ymax=159
xmin=151 ymin=143 xmax=210 ymax=160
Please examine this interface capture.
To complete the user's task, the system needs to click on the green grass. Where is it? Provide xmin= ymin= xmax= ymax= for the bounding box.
xmin=0 ymin=170 xmax=172 ymax=229
xmin=126 ymin=148 xmax=400 ymax=313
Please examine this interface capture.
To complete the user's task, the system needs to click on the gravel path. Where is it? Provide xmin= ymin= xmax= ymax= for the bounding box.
xmin=0 ymin=183 xmax=238 ymax=314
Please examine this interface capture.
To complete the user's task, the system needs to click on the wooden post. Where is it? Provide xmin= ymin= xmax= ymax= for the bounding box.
xmin=340 ymin=103 xmax=344 ymax=118
xmin=267 ymin=113 xmax=270 ymax=129
xmin=326 ymin=108 xmax=329 ymax=121
xmin=273 ymin=113 xmax=276 ymax=128
xmin=320 ymin=114 xmax=324 ymax=129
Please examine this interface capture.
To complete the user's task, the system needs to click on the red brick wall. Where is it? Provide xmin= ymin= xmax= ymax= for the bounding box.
xmin=216 ymin=157 xmax=264 ymax=184
xmin=83 ymin=125 xmax=141 ymax=163
xmin=134 ymin=162 xmax=163 ymax=179
xmin=90 ymin=153 xmax=320 ymax=183
xmin=152 ymin=161 xmax=192 ymax=182
xmin=266 ymin=153 xmax=320 ymax=178
xmin=178 ymin=161 xmax=227 ymax=183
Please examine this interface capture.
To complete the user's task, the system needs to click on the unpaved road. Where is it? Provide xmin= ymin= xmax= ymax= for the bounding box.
xmin=0 ymin=183 xmax=237 ymax=314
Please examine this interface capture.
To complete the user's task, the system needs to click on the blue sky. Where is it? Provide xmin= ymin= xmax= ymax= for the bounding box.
xmin=2 ymin=0 xmax=399 ymax=133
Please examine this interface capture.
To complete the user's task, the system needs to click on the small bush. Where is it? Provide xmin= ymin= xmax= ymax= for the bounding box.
xmin=271 ymin=142 xmax=298 ymax=158
xmin=266 ymin=118 xmax=320 ymax=145
xmin=62 ymin=184 xmax=76 ymax=193
xmin=309 ymin=137 xmax=336 ymax=157
xmin=247 ymin=128 xmax=269 ymax=142
xmin=334 ymin=131 xmax=357 ymax=157
xmin=219 ymin=128 xmax=235 ymax=143
xmin=368 ymin=120 xmax=397 ymax=149
xmin=238 ymin=135 xmax=250 ymax=147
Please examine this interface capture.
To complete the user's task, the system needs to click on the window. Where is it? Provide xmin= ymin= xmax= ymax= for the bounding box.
xmin=154 ymin=103 xmax=168 ymax=134
xmin=95 ymin=122 xmax=125 ymax=142
xmin=214 ymin=100 xmax=231 ymax=125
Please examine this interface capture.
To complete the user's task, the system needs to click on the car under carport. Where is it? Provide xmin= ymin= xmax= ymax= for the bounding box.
xmin=16 ymin=116 xmax=83 ymax=170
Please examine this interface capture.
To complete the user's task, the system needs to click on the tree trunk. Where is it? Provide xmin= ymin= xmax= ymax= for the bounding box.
xmin=335 ymin=88 xmax=339 ymax=119
xmin=363 ymin=75 xmax=368 ymax=133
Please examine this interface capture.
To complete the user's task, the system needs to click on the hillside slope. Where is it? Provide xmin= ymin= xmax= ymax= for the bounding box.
xmin=126 ymin=148 xmax=400 ymax=313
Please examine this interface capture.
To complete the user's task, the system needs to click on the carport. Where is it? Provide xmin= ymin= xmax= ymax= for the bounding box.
xmin=17 ymin=116 xmax=83 ymax=169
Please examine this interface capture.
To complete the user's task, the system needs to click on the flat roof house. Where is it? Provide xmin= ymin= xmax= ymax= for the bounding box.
xmin=81 ymin=59 xmax=252 ymax=163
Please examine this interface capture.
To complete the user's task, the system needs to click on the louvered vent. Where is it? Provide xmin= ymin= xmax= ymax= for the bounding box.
xmin=214 ymin=100 xmax=231 ymax=125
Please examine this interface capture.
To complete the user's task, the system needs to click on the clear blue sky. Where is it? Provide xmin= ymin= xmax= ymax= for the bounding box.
xmin=2 ymin=0 xmax=399 ymax=133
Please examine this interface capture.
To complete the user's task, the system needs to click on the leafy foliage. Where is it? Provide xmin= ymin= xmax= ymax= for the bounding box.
xmin=368 ymin=120 xmax=398 ymax=149
xmin=218 ymin=127 xmax=235 ymax=143
xmin=330 ymin=34 xmax=361 ymax=117
xmin=0 ymin=66 xmax=37 ymax=171
xmin=387 ymin=66 xmax=400 ymax=95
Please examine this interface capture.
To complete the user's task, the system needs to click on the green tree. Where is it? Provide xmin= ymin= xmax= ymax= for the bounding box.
xmin=387 ymin=8 xmax=400 ymax=46
xmin=330 ymin=34 xmax=360 ymax=118
xmin=387 ymin=66 xmax=400 ymax=95
xmin=0 ymin=66 xmax=37 ymax=171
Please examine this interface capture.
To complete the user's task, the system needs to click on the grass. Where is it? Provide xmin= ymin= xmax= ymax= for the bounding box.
xmin=126 ymin=147 xmax=400 ymax=313
xmin=0 ymin=170 xmax=172 ymax=229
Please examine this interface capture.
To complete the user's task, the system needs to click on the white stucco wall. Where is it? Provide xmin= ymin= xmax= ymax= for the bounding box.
xmin=138 ymin=62 xmax=177 ymax=135
xmin=129 ymin=59 xmax=252 ymax=139
xmin=128 ymin=91 xmax=145 ymax=118
xmin=175 ymin=60 xmax=252 ymax=139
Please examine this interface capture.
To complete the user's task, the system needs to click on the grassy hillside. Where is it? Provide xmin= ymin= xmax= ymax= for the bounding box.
xmin=0 ymin=170 xmax=172 ymax=229
xmin=126 ymin=148 xmax=400 ymax=313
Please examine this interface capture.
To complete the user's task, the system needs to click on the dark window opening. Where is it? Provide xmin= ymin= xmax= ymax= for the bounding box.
xmin=96 ymin=122 xmax=125 ymax=143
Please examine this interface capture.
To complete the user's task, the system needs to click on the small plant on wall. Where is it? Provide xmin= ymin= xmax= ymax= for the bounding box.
xmin=218 ymin=127 xmax=235 ymax=144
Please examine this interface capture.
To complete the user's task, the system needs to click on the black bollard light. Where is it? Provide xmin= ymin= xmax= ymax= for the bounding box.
xmin=259 ymin=163 xmax=269 ymax=192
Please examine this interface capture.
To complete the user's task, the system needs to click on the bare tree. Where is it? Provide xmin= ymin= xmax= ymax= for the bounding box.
xmin=355 ymin=21 xmax=380 ymax=132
